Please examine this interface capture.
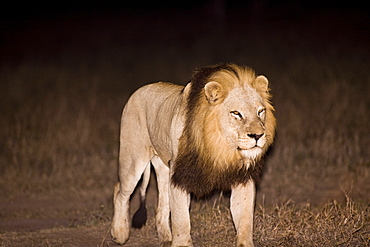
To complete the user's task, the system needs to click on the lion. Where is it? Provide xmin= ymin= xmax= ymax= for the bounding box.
xmin=111 ymin=64 xmax=276 ymax=247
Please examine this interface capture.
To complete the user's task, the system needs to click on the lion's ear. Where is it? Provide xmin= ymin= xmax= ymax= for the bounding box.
xmin=204 ymin=81 xmax=224 ymax=105
xmin=183 ymin=82 xmax=192 ymax=98
xmin=253 ymin=75 xmax=269 ymax=93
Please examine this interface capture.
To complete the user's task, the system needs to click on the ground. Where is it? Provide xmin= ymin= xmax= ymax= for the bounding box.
xmin=1 ymin=176 xmax=369 ymax=246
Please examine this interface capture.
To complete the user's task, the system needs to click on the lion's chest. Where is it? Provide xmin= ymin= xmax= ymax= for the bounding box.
xmin=171 ymin=156 xmax=263 ymax=197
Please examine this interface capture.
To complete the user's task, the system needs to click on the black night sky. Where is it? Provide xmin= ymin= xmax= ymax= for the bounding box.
xmin=1 ymin=0 xmax=368 ymax=64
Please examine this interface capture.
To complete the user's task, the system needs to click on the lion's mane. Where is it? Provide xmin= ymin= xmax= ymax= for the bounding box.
xmin=171 ymin=64 xmax=276 ymax=197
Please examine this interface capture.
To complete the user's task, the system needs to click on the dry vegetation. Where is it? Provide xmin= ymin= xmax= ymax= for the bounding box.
xmin=192 ymin=195 xmax=370 ymax=246
xmin=0 ymin=6 xmax=369 ymax=246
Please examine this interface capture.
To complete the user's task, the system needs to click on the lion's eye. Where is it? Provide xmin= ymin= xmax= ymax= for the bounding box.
xmin=258 ymin=108 xmax=266 ymax=118
xmin=230 ymin=111 xmax=243 ymax=119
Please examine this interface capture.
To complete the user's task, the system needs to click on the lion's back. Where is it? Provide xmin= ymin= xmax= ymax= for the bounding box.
xmin=125 ymin=82 xmax=183 ymax=111
xmin=120 ymin=82 xmax=185 ymax=159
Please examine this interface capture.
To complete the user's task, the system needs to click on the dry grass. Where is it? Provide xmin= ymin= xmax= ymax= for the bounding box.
xmin=97 ymin=195 xmax=369 ymax=246
xmin=189 ymin=195 xmax=370 ymax=247
xmin=254 ymin=197 xmax=370 ymax=246
xmin=1 ymin=196 xmax=367 ymax=246
xmin=0 ymin=62 xmax=123 ymax=197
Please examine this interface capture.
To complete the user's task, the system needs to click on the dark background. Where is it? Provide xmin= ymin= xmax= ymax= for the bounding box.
xmin=1 ymin=0 xmax=369 ymax=204
xmin=1 ymin=0 xmax=368 ymax=64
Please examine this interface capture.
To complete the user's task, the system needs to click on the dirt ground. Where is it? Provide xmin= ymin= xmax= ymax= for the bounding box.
xmin=0 ymin=192 xmax=108 ymax=246
xmin=0 ymin=172 xmax=178 ymax=246
xmin=1 ymin=178 xmax=369 ymax=247
xmin=0 ymin=178 xmax=220 ymax=247
xmin=0 ymin=186 xmax=158 ymax=247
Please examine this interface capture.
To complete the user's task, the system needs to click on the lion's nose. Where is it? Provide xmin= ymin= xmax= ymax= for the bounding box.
xmin=247 ymin=133 xmax=263 ymax=141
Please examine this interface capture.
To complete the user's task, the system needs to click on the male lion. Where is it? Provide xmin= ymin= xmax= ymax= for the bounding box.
xmin=111 ymin=64 xmax=276 ymax=247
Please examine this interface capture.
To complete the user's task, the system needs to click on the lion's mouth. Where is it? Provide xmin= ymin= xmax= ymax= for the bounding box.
xmin=238 ymin=146 xmax=263 ymax=159
xmin=237 ymin=137 xmax=266 ymax=151
xmin=237 ymin=144 xmax=262 ymax=150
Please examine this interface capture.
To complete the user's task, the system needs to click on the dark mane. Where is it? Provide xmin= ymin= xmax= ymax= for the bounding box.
xmin=172 ymin=154 xmax=265 ymax=197
xmin=171 ymin=64 xmax=265 ymax=198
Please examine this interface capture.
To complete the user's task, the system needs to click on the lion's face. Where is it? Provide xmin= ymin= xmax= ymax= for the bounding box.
xmin=174 ymin=64 xmax=276 ymax=196
xmin=202 ymin=69 xmax=274 ymax=165
xmin=218 ymin=86 xmax=267 ymax=160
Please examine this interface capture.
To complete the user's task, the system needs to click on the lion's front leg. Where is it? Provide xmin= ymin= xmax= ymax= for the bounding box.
xmin=230 ymin=180 xmax=256 ymax=247
xmin=170 ymin=184 xmax=193 ymax=247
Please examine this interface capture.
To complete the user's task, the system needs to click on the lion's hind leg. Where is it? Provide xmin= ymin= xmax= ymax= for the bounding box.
xmin=111 ymin=181 xmax=131 ymax=244
xmin=111 ymin=156 xmax=152 ymax=245
xmin=151 ymin=156 xmax=172 ymax=246
xmin=132 ymin=164 xmax=151 ymax=228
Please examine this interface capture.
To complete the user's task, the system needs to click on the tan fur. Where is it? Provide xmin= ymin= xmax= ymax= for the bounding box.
xmin=111 ymin=64 xmax=276 ymax=247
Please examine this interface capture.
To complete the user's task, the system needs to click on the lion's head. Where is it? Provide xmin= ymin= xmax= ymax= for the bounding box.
xmin=172 ymin=64 xmax=276 ymax=196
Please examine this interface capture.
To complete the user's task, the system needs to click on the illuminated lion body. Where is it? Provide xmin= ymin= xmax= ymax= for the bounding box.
xmin=111 ymin=64 xmax=276 ymax=247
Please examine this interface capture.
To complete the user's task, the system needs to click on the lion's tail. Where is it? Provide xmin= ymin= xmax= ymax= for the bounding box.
xmin=131 ymin=164 xmax=151 ymax=229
